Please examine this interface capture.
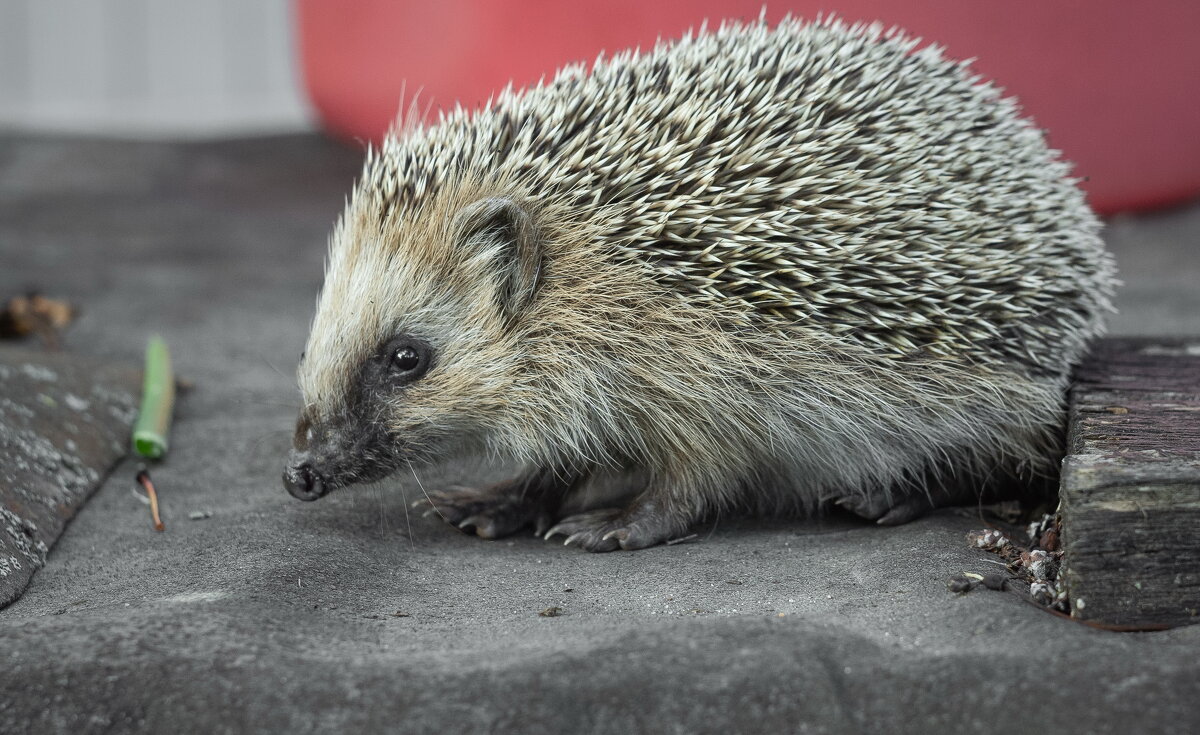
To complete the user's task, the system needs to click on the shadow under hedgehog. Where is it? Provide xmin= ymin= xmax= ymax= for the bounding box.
xmin=283 ymin=17 xmax=1115 ymax=552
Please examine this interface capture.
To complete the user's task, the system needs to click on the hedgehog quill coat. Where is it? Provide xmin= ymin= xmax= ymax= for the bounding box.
xmin=284 ymin=18 xmax=1115 ymax=551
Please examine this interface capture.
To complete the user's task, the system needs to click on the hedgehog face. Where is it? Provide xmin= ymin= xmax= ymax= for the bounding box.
xmin=283 ymin=196 xmax=542 ymax=501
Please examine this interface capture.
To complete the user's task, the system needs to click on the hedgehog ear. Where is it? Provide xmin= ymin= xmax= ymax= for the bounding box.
xmin=452 ymin=197 xmax=542 ymax=323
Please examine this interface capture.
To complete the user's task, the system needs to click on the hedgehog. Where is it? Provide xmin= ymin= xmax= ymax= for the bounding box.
xmin=282 ymin=17 xmax=1115 ymax=552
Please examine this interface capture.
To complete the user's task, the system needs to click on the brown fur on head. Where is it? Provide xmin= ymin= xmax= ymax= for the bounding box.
xmin=287 ymin=176 xmax=548 ymax=494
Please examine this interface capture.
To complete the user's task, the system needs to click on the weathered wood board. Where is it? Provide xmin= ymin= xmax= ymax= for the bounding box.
xmin=1059 ymin=338 xmax=1200 ymax=627
xmin=0 ymin=347 xmax=139 ymax=609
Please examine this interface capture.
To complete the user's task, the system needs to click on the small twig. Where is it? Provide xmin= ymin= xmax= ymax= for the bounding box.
xmin=666 ymin=533 xmax=699 ymax=546
xmin=136 ymin=467 xmax=164 ymax=531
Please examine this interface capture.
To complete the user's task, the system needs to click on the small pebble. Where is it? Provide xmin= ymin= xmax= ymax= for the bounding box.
xmin=980 ymin=572 xmax=1008 ymax=591
xmin=947 ymin=575 xmax=974 ymax=594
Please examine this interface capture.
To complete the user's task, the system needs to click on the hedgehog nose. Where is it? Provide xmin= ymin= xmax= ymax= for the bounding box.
xmin=283 ymin=460 xmax=327 ymax=501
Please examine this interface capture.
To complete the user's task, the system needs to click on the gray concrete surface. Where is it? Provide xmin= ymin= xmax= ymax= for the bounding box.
xmin=1 ymin=135 xmax=1198 ymax=734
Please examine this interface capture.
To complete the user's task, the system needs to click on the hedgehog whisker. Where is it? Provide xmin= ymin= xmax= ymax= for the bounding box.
xmin=405 ymin=458 xmax=444 ymax=524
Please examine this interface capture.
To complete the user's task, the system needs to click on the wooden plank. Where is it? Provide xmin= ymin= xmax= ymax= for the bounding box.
xmin=1059 ymin=337 xmax=1200 ymax=627
xmin=0 ymin=347 xmax=139 ymax=609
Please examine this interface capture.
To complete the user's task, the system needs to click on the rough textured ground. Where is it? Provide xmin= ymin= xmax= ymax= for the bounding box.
xmin=1 ymin=135 xmax=1198 ymax=734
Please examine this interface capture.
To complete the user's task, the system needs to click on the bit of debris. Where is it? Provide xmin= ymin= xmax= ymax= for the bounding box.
xmin=956 ymin=513 xmax=1067 ymax=612
xmin=0 ymin=292 xmax=77 ymax=347
xmin=967 ymin=528 xmax=1011 ymax=554
xmin=1026 ymin=514 xmax=1060 ymax=552
xmin=391 ymin=610 xmax=411 ymax=618
xmin=1022 ymin=549 xmax=1055 ymax=582
xmin=1030 ymin=582 xmax=1058 ymax=607
xmin=538 ymin=606 xmax=563 ymax=617
xmin=725 ymin=579 xmax=743 ymax=585
xmin=136 ymin=466 xmax=164 ymax=532
xmin=187 ymin=510 xmax=213 ymax=521
xmin=948 ymin=571 xmax=1011 ymax=595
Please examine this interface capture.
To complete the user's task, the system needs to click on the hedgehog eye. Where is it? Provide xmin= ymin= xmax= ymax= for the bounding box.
xmin=392 ymin=347 xmax=420 ymax=372
xmin=384 ymin=338 xmax=432 ymax=384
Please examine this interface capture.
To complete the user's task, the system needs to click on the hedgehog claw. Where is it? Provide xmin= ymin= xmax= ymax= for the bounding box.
xmin=459 ymin=514 xmax=502 ymax=539
xmin=541 ymin=509 xmax=636 ymax=552
xmin=561 ymin=529 xmax=620 ymax=552
xmin=541 ymin=523 xmax=569 ymax=542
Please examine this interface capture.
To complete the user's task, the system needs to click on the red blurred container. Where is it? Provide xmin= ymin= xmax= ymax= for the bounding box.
xmin=297 ymin=0 xmax=1200 ymax=213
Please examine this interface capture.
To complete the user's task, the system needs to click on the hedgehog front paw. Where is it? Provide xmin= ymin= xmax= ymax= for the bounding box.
xmin=413 ymin=485 xmax=549 ymax=539
xmin=543 ymin=504 xmax=687 ymax=552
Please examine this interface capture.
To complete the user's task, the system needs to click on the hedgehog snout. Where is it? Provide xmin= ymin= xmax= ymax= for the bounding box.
xmin=283 ymin=410 xmax=398 ymax=500
xmin=284 ymin=413 xmax=331 ymax=501
xmin=283 ymin=451 xmax=329 ymax=501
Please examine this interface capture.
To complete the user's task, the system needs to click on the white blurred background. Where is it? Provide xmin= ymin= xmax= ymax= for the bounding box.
xmin=0 ymin=0 xmax=312 ymax=137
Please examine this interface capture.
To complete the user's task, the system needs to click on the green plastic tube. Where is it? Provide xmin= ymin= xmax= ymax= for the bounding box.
xmin=132 ymin=336 xmax=175 ymax=459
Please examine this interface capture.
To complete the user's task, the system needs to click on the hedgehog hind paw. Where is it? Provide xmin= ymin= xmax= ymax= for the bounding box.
xmin=416 ymin=484 xmax=546 ymax=539
xmin=833 ymin=492 xmax=897 ymax=522
xmin=543 ymin=509 xmax=624 ymax=552
xmin=833 ymin=490 xmax=950 ymax=526
xmin=874 ymin=497 xmax=938 ymax=526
